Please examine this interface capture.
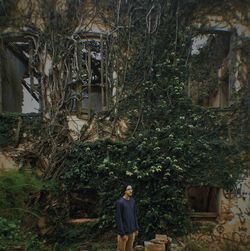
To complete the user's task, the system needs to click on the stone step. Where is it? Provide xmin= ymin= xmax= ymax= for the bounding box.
xmin=144 ymin=241 xmax=165 ymax=251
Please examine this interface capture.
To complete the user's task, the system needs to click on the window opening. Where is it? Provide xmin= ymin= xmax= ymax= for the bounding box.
xmin=69 ymin=35 xmax=108 ymax=117
xmin=0 ymin=39 xmax=39 ymax=113
xmin=187 ymin=186 xmax=219 ymax=220
xmin=189 ymin=32 xmax=231 ymax=108
xmin=69 ymin=188 xmax=98 ymax=219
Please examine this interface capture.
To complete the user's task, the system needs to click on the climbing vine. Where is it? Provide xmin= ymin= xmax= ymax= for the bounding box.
xmin=61 ymin=128 xmax=242 ymax=239
xmin=0 ymin=0 xmax=249 ymax=246
xmin=0 ymin=113 xmax=42 ymax=149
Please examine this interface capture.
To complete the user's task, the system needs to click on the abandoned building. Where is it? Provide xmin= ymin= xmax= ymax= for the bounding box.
xmin=187 ymin=2 xmax=250 ymax=244
xmin=0 ymin=0 xmax=250 ymax=246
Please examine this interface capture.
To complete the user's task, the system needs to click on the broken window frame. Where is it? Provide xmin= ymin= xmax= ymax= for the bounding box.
xmin=0 ymin=33 xmax=40 ymax=113
xmin=69 ymin=32 xmax=109 ymax=118
xmin=189 ymin=30 xmax=233 ymax=109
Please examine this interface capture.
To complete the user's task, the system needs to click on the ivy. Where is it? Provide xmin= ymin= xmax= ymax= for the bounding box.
xmin=0 ymin=113 xmax=42 ymax=149
xmin=0 ymin=0 xmax=248 ymax=246
xmin=0 ymin=216 xmax=45 ymax=251
xmin=61 ymin=127 xmax=242 ymax=239
xmin=56 ymin=0 xmax=245 ymax=241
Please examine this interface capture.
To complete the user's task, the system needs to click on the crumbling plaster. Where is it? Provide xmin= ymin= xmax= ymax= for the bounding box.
xmin=190 ymin=3 xmax=250 ymax=244
xmin=217 ymin=176 xmax=250 ymax=245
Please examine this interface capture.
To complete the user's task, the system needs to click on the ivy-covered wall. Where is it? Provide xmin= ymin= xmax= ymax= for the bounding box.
xmin=0 ymin=113 xmax=42 ymax=149
xmin=0 ymin=0 xmax=250 ymax=247
xmin=60 ymin=130 xmax=242 ymax=239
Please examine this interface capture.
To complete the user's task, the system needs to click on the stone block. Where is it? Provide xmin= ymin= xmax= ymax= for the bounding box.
xmin=155 ymin=234 xmax=171 ymax=244
xmin=144 ymin=241 xmax=165 ymax=251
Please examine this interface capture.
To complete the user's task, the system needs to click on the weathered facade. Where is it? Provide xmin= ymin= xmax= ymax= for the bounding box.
xmin=0 ymin=0 xmax=250 ymax=246
xmin=187 ymin=1 xmax=250 ymax=245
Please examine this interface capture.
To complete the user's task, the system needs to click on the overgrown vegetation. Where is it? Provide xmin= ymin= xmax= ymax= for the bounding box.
xmin=0 ymin=217 xmax=46 ymax=251
xmin=0 ymin=0 xmax=250 ymax=250
xmin=0 ymin=170 xmax=44 ymax=219
xmin=60 ymin=120 xmax=242 ymax=240
xmin=0 ymin=113 xmax=42 ymax=148
xmin=0 ymin=170 xmax=46 ymax=250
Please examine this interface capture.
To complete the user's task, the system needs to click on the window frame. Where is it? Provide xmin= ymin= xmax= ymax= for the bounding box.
xmin=187 ymin=186 xmax=221 ymax=221
xmin=69 ymin=32 xmax=109 ymax=118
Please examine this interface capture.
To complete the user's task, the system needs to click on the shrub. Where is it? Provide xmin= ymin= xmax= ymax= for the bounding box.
xmin=0 ymin=216 xmax=45 ymax=251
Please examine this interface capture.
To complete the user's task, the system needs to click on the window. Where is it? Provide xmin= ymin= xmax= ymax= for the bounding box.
xmin=68 ymin=188 xmax=98 ymax=219
xmin=69 ymin=34 xmax=108 ymax=117
xmin=189 ymin=32 xmax=231 ymax=108
xmin=187 ymin=186 xmax=219 ymax=220
xmin=0 ymin=39 xmax=39 ymax=113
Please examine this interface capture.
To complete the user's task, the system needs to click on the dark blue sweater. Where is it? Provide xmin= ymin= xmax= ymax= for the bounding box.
xmin=115 ymin=197 xmax=139 ymax=236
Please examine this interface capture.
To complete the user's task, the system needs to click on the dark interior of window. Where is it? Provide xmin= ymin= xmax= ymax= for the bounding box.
xmin=187 ymin=186 xmax=219 ymax=213
xmin=69 ymin=188 xmax=98 ymax=219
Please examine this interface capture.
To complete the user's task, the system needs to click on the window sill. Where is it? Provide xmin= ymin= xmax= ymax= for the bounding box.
xmin=190 ymin=212 xmax=218 ymax=221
